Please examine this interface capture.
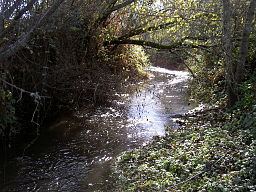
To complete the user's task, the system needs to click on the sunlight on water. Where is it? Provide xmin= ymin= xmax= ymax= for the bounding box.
xmin=126 ymin=66 xmax=191 ymax=140
xmin=0 ymin=67 xmax=193 ymax=192
xmin=148 ymin=66 xmax=190 ymax=84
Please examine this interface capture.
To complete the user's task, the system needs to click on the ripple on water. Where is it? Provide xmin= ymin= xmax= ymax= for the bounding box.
xmin=0 ymin=67 xmax=193 ymax=192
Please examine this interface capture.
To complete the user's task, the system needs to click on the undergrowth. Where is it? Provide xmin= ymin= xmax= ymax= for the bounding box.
xmin=114 ymin=109 xmax=256 ymax=191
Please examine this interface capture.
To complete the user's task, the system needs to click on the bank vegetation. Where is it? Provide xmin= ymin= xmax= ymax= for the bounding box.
xmin=0 ymin=1 xmax=256 ymax=190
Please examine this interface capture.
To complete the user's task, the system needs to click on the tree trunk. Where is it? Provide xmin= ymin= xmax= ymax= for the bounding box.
xmin=236 ymin=0 xmax=256 ymax=83
xmin=222 ymin=0 xmax=237 ymax=106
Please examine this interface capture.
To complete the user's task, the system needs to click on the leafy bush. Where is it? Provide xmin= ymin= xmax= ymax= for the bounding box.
xmin=98 ymin=44 xmax=150 ymax=80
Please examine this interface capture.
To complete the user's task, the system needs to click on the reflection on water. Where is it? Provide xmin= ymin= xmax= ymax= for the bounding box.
xmin=0 ymin=67 xmax=192 ymax=192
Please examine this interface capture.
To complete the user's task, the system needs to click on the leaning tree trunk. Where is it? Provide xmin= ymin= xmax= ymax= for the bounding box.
xmin=222 ymin=0 xmax=237 ymax=106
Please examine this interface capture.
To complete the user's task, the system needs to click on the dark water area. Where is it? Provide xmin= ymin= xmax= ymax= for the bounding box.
xmin=0 ymin=67 xmax=193 ymax=192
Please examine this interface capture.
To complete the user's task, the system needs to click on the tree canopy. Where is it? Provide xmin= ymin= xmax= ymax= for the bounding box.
xmin=1 ymin=0 xmax=256 ymax=132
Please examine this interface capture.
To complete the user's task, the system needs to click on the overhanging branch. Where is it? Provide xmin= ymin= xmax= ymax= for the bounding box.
xmin=117 ymin=21 xmax=177 ymax=41
xmin=104 ymin=39 xmax=214 ymax=50
xmin=98 ymin=0 xmax=135 ymax=24
xmin=109 ymin=0 xmax=135 ymax=13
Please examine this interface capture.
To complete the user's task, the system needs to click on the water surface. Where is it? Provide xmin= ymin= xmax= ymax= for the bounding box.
xmin=0 ymin=67 xmax=192 ymax=192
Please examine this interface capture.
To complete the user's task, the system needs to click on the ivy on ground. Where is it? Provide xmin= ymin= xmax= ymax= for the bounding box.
xmin=114 ymin=110 xmax=256 ymax=192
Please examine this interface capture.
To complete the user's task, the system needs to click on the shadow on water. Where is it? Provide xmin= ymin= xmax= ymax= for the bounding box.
xmin=0 ymin=67 xmax=194 ymax=192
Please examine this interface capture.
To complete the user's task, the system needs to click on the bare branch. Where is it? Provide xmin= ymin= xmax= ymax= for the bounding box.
xmin=0 ymin=77 xmax=51 ymax=99
xmin=0 ymin=0 xmax=65 ymax=61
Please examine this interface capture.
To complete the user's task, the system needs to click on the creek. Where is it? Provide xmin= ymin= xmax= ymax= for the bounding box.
xmin=0 ymin=67 xmax=193 ymax=192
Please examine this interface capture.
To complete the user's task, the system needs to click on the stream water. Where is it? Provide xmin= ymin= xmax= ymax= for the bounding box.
xmin=0 ymin=67 xmax=192 ymax=192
